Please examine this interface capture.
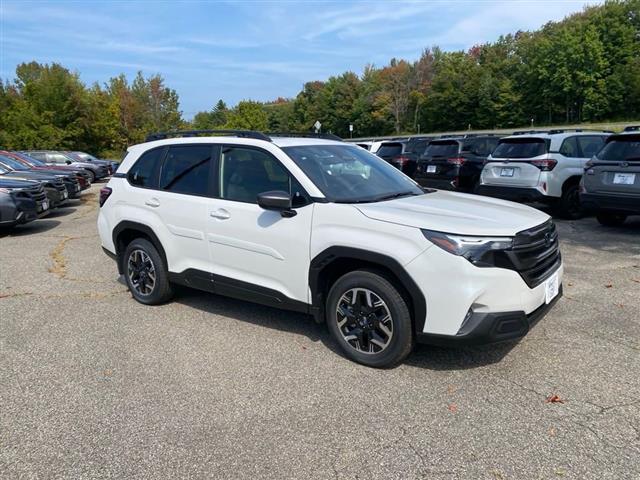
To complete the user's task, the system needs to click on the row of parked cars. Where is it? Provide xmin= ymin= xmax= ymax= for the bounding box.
xmin=0 ymin=150 xmax=118 ymax=228
xmin=356 ymin=126 xmax=640 ymax=225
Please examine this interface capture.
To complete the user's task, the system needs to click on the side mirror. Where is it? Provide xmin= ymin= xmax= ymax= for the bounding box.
xmin=257 ymin=190 xmax=296 ymax=218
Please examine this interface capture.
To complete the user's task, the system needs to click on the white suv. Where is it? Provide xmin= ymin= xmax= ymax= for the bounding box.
xmin=98 ymin=130 xmax=563 ymax=367
xmin=478 ymin=130 xmax=610 ymax=219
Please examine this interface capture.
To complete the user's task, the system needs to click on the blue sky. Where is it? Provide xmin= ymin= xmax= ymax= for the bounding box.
xmin=1 ymin=0 xmax=601 ymax=118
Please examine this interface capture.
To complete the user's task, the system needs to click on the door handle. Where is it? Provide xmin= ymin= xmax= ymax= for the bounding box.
xmin=145 ymin=198 xmax=160 ymax=208
xmin=210 ymin=209 xmax=230 ymax=220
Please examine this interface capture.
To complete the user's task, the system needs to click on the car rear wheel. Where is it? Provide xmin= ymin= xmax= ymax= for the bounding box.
xmin=326 ymin=270 xmax=413 ymax=368
xmin=596 ymin=212 xmax=627 ymax=227
xmin=557 ymin=183 xmax=583 ymax=219
xmin=123 ymin=238 xmax=173 ymax=305
xmin=86 ymin=170 xmax=96 ymax=183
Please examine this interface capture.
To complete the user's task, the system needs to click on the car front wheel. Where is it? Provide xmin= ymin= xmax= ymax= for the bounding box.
xmin=326 ymin=270 xmax=413 ymax=368
xmin=123 ymin=238 xmax=173 ymax=305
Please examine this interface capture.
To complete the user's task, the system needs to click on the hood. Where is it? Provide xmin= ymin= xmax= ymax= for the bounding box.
xmin=355 ymin=190 xmax=550 ymax=236
xmin=5 ymin=171 xmax=58 ymax=181
xmin=0 ymin=177 xmax=40 ymax=188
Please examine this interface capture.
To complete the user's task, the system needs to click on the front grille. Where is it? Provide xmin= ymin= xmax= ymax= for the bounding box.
xmin=505 ymin=220 xmax=561 ymax=288
xmin=26 ymin=184 xmax=46 ymax=203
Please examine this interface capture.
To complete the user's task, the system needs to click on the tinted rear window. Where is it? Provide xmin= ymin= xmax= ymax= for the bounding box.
xmin=423 ymin=142 xmax=459 ymax=158
xmin=405 ymin=138 xmax=431 ymax=154
xmin=492 ymin=139 xmax=548 ymax=158
xmin=596 ymin=136 xmax=640 ymax=161
xmin=376 ymin=143 xmax=403 ymax=157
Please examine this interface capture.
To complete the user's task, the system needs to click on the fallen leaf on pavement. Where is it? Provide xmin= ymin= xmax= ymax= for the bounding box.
xmin=448 ymin=403 xmax=458 ymax=413
xmin=545 ymin=394 xmax=564 ymax=404
xmin=605 ymin=284 xmax=613 ymax=288
xmin=549 ymin=427 xmax=557 ymax=436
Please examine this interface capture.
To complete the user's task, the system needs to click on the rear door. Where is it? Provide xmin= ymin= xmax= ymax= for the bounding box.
xmin=482 ymin=138 xmax=547 ymax=187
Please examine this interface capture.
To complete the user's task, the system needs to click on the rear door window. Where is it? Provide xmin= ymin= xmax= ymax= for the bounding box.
xmin=559 ymin=137 xmax=579 ymax=157
xmin=492 ymin=139 xmax=548 ymax=158
xmin=577 ymin=136 xmax=606 ymax=158
xmin=376 ymin=143 xmax=403 ymax=157
xmin=596 ymin=136 xmax=640 ymax=161
xmin=423 ymin=141 xmax=459 ymax=158
xmin=406 ymin=139 xmax=430 ymax=155
xmin=160 ymin=145 xmax=213 ymax=196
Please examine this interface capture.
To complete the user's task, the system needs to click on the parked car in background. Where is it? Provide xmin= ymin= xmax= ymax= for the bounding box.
xmin=0 ymin=160 xmax=68 ymax=208
xmin=2 ymin=151 xmax=92 ymax=191
xmin=0 ymin=177 xmax=49 ymax=217
xmin=0 ymin=185 xmax=39 ymax=228
xmin=374 ymin=140 xmax=420 ymax=176
xmin=64 ymin=151 xmax=118 ymax=173
xmin=478 ymin=130 xmax=610 ymax=218
xmin=414 ymin=135 xmax=501 ymax=192
xmin=0 ymin=155 xmax=75 ymax=204
xmin=23 ymin=151 xmax=109 ymax=182
xmin=580 ymin=131 xmax=640 ymax=226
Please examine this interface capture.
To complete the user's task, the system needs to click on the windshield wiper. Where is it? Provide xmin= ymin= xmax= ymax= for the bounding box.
xmin=374 ymin=191 xmax=421 ymax=202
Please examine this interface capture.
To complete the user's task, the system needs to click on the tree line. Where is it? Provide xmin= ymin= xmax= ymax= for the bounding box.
xmin=1 ymin=0 xmax=638 ymax=156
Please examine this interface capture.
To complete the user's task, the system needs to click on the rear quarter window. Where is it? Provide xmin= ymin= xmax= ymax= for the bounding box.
xmin=376 ymin=143 xmax=404 ymax=157
xmin=127 ymin=147 xmax=163 ymax=189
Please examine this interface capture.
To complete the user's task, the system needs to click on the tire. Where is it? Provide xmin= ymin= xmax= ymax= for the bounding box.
xmin=123 ymin=238 xmax=173 ymax=305
xmin=86 ymin=169 xmax=96 ymax=183
xmin=326 ymin=270 xmax=413 ymax=368
xmin=557 ymin=183 xmax=583 ymax=219
xmin=596 ymin=212 xmax=627 ymax=227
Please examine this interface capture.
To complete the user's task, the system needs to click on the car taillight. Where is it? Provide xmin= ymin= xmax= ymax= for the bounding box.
xmin=99 ymin=187 xmax=112 ymax=207
xmin=447 ymin=157 xmax=466 ymax=165
xmin=530 ymin=159 xmax=557 ymax=171
xmin=394 ymin=156 xmax=410 ymax=166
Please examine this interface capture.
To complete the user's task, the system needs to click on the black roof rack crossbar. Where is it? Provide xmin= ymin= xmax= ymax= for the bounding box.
xmin=267 ymin=132 xmax=343 ymax=141
xmin=145 ymin=129 xmax=272 ymax=142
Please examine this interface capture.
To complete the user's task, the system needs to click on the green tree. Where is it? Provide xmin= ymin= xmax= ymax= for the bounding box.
xmin=224 ymin=100 xmax=269 ymax=130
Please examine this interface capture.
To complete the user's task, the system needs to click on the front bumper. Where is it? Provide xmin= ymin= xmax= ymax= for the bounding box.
xmin=580 ymin=192 xmax=640 ymax=215
xmin=404 ymin=242 xmax=563 ymax=340
xmin=477 ymin=184 xmax=551 ymax=203
xmin=416 ymin=287 xmax=562 ymax=345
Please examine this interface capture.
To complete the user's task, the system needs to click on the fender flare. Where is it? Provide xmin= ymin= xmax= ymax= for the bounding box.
xmin=112 ymin=220 xmax=168 ymax=275
xmin=308 ymin=246 xmax=427 ymax=335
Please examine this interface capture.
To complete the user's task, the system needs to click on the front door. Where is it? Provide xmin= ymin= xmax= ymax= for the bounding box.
xmin=206 ymin=145 xmax=313 ymax=304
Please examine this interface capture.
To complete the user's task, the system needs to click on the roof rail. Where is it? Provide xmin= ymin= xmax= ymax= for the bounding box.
xmin=546 ymin=128 xmax=613 ymax=134
xmin=267 ymin=132 xmax=343 ymax=141
xmin=623 ymin=125 xmax=640 ymax=132
xmin=145 ymin=129 xmax=272 ymax=142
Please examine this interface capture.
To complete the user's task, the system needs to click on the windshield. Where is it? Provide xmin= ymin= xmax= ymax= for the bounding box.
xmin=0 ymin=155 xmax=29 ymax=171
xmin=596 ymin=137 xmax=640 ymax=161
xmin=423 ymin=142 xmax=459 ymax=158
xmin=76 ymin=152 xmax=98 ymax=161
xmin=492 ymin=138 xmax=548 ymax=158
xmin=282 ymin=144 xmax=423 ymax=203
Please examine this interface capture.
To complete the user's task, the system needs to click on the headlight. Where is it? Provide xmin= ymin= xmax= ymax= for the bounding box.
xmin=422 ymin=229 xmax=513 ymax=265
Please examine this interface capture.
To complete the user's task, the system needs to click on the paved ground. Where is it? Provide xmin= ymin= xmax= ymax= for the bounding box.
xmin=1 ymin=186 xmax=639 ymax=479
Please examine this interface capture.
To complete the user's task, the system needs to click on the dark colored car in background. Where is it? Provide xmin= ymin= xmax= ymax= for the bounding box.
xmin=0 ymin=155 xmax=72 ymax=205
xmin=374 ymin=140 xmax=421 ymax=176
xmin=2 ymin=151 xmax=92 ymax=191
xmin=414 ymin=135 xmax=501 ymax=191
xmin=0 ymin=177 xmax=50 ymax=217
xmin=23 ymin=151 xmax=109 ymax=182
xmin=580 ymin=132 xmax=640 ymax=226
xmin=65 ymin=151 xmax=119 ymax=173
xmin=0 ymin=160 xmax=67 ymax=209
xmin=0 ymin=185 xmax=39 ymax=228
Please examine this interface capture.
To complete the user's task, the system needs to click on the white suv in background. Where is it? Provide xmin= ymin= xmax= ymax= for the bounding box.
xmin=98 ymin=130 xmax=563 ymax=368
xmin=478 ymin=130 xmax=610 ymax=218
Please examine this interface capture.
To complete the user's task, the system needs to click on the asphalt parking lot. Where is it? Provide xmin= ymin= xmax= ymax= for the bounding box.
xmin=1 ymin=186 xmax=639 ymax=479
